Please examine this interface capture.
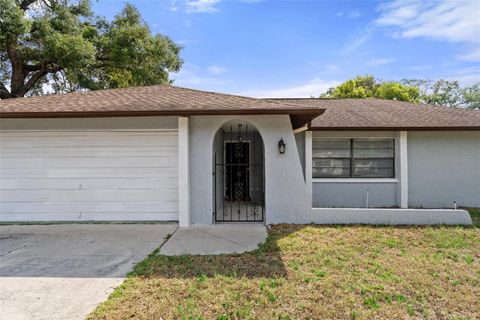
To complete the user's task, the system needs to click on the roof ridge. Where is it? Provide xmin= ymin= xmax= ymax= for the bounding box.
xmin=171 ymin=85 xmax=322 ymax=109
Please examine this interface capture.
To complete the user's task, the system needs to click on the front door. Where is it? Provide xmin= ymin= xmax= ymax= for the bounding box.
xmin=213 ymin=122 xmax=264 ymax=222
xmin=225 ymin=142 xmax=249 ymax=201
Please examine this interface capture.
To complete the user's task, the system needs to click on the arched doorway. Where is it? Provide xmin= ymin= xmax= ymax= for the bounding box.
xmin=213 ymin=120 xmax=265 ymax=222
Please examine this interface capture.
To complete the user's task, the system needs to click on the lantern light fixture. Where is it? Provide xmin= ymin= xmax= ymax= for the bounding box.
xmin=278 ymin=137 xmax=286 ymax=154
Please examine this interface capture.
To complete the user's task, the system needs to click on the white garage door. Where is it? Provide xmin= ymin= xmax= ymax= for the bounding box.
xmin=0 ymin=131 xmax=178 ymax=221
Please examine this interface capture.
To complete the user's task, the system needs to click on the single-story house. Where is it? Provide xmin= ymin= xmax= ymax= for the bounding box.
xmin=0 ymin=85 xmax=478 ymax=225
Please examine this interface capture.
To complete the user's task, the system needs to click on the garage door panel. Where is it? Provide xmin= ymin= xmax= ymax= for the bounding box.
xmin=0 ymin=133 xmax=178 ymax=147
xmin=80 ymin=212 xmax=178 ymax=221
xmin=1 ymin=167 xmax=177 ymax=179
xmin=0 ymin=212 xmax=178 ymax=221
xmin=0 ymin=131 xmax=179 ymax=221
xmin=0 ymin=131 xmax=178 ymax=139
xmin=1 ymin=156 xmax=178 ymax=168
xmin=1 ymin=145 xmax=178 ymax=157
xmin=1 ymin=177 xmax=178 ymax=190
xmin=1 ymin=189 xmax=178 ymax=202
xmin=1 ymin=200 xmax=178 ymax=214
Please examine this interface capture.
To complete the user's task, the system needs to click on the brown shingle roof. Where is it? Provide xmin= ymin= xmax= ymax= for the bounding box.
xmin=1 ymin=85 xmax=479 ymax=130
xmin=0 ymin=85 xmax=321 ymax=117
xmin=267 ymin=98 xmax=480 ymax=130
xmin=0 ymin=85 xmax=323 ymax=128
xmin=0 ymin=85 xmax=321 ymax=118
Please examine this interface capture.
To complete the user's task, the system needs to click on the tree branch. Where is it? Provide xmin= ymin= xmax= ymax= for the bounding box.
xmin=15 ymin=65 xmax=63 ymax=97
xmin=0 ymin=82 xmax=13 ymax=99
xmin=15 ymin=69 xmax=46 ymax=97
xmin=40 ymin=0 xmax=55 ymax=10
xmin=24 ymin=64 xmax=44 ymax=72
xmin=19 ymin=0 xmax=38 ymax=11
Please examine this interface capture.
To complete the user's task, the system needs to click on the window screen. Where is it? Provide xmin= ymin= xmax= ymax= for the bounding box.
xmin=312 ymin=138 xmax=395 ymax=178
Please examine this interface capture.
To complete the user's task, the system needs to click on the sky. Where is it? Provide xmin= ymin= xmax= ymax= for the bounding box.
xmin=92 ymin=0 xmax=480 ymax=98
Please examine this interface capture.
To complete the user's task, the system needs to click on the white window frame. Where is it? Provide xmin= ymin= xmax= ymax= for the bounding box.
xmin=305 ymin=131 xmax=408 ymax=208
xmin=311 ymin=137 xmax=396 ymax=180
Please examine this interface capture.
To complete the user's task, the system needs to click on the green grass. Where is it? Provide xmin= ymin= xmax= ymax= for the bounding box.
xmin=88 ymin=213 xmax=480 ymax=320
xmin=468 ymin=208 xmax=480 ymax=227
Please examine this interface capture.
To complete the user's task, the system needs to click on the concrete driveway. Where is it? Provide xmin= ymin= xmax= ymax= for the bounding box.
xmin=0 ymin=224 xmax=177 ymax=320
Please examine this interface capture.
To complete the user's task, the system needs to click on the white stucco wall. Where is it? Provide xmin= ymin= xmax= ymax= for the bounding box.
xmin=312 ymin=182 xmax=398 ymax=208
xmin=294 ymin=132 xmax=306 ymax=179
xmin=408 ymin=131 xmax=480 ymax=208
xmin=310 ymin=208 xmax=472 ymax=225
xmin=189 ymin=115 xmax=311 ymax=224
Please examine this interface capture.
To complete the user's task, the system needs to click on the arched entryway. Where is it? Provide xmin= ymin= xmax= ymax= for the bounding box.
xmin=212 ymin=120 xmax=265 ymax=222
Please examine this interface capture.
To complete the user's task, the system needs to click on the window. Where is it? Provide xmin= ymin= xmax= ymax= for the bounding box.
xmin=312 ymin=139 xmax=395 ymax=178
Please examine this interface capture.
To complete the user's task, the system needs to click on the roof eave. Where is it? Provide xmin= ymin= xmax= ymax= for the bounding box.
xmin=0 ymin=109 xmax=325 ymax=130
xmin=309 ymin=126 xmax=480 ymax=131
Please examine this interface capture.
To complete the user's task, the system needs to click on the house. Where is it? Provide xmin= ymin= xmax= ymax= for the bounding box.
xmin=0 ymin=85 xmax=478 ymax=225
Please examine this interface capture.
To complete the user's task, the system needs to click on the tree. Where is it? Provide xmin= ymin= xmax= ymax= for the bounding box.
xmin=374 ymin=81 xmax=419 ymax=102
xmin=323 ymin=75 xmax=377 ymax=98
xmin=462 ymin=83 xmax=480 ymax=110
xmin=0 ymin=0 xmax=182 ymax=99
xmin=322 ymin=75 xmax=419 ymax=102
xmin=402 ymin=79 xmax=479 ymax=109
xmin=419 ymin=80 xmax=462 ymax=107
xmin=323 ymin=76 xmax=480 ymax=108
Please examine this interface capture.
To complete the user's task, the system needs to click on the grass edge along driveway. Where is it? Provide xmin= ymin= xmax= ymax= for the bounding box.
xmin=89 ymin=209 xmax=480 ymax=320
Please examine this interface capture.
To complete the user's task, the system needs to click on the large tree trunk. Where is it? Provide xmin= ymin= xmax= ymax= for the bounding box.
xmin=3 ymin=45 xmax=27 ymax=99
xmin=1 ymin=45 xmax=56 ymax=99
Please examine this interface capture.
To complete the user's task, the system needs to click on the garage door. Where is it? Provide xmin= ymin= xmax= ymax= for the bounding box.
xmin=0 ymin=131 xmax=178 ymax=221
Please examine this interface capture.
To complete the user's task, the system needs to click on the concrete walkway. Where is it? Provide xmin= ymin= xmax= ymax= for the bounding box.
xmin=0 ymin=224 xmax=177 ymax=320
xmin=0 ymin=223 xmax=267 ymax=319
xmin=160 ymin=224 xmax=267 ymax=255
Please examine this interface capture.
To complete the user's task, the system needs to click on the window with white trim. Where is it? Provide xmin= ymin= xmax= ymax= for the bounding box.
xmin=312 ymin=139 xmax=395 ymax=178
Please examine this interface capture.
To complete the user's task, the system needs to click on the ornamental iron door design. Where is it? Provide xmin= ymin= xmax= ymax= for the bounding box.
xmin=214 ymin=123 xmax=264 ymax=222
xmin=225 ymin=142 xmax=249 ymax=201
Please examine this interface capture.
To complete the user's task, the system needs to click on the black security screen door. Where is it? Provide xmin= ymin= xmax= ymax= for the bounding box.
xmin=225 ymin=142 xmax=249 ymax=201
xmin=214 ymin=122 xmax=264 ymax=222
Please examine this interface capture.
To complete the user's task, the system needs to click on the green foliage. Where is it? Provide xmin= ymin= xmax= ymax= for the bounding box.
xmin=103 ymin=4 xmax=181 ymax=88
xmin=402 ymin=79 xmax=480 ymax=109
xmin=462 ymin=83 xmax=480 ymax=109
xmin=428 ymin=80 xmax=462 ymax=106
xmin=328 ymin=75 xmax=377 ymax=98
xmin=0 ymin=0 xmax=182 ymax=98
xmin=323 ymin=75 xmax=419 ymax=102
xmin=0 ymin=0 xmax=30 ymax=45
xmin=323 ymin=75 xmax=480 ymax=108
xmin=374 ymin=81 xmax=419 ymax=102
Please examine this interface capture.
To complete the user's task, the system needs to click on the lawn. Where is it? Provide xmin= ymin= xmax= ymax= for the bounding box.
xmin=89 ymin=210 xmax=480 ymax=320
xmin=468 ymin=208 xmax=480 ymax=227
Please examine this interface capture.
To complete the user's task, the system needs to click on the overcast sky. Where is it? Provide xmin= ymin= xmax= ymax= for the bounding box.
xmin=93 ymin=0 xmax=480 ymax=97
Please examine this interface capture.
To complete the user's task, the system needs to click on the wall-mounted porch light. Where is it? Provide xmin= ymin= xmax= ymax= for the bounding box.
xmin=278 ymin=137 xmax=286 ymax=154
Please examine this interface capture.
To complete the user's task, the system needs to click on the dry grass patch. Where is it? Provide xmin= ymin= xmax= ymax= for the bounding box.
xmin=89 ymin=221 xmax=479 ymax=320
